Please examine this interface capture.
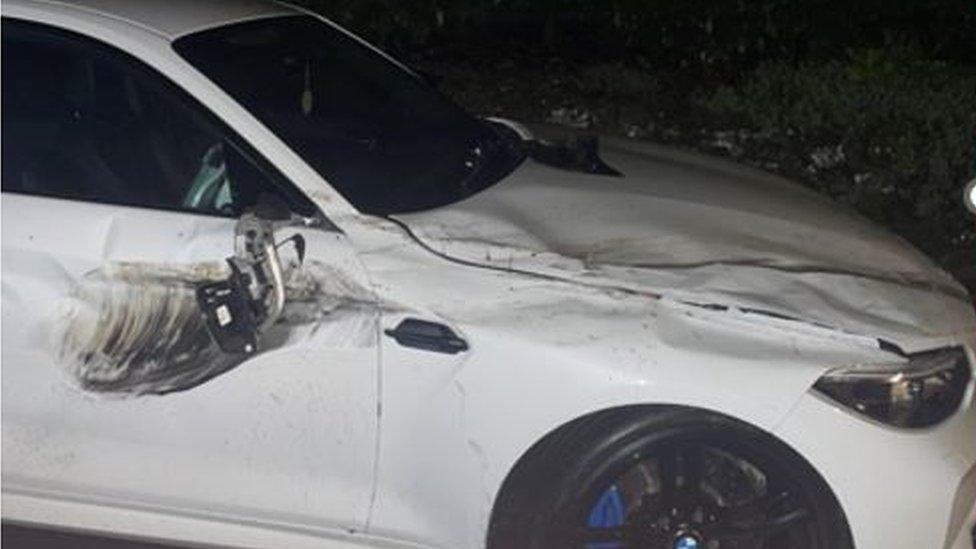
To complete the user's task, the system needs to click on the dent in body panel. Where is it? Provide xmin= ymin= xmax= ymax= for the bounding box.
xmin=390 ymin=138 xmax=976 ymax=343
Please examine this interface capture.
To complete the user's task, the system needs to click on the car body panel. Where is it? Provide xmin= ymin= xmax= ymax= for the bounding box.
xmin=1 ymin=191 xmax=381 ymax=532
xmin=2 ymin=489 xmax=422 ymax=549
xmin=12 ymin=0 xmax=294 ymax=39
xmin=774 ymin=341 xmax=976 ymax=549
xmin=354 ymin=225 xmax=915 ymax=546
xmin=395 ymin=132 xmax=973 ymax=349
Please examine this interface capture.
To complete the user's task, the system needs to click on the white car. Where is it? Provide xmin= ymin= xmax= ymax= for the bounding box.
xmin=2 ymin=1 xmax=975 ymax=548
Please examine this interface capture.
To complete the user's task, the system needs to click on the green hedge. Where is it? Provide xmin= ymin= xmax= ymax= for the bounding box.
xmin=296 ymin=0 xmax=976 ymax=66
xmin=701 ymin=55 xmax=976 ymax=274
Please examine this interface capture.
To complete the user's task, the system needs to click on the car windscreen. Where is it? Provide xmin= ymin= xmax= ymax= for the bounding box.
xmin=174 ymin=15 xmax=523 ymax=215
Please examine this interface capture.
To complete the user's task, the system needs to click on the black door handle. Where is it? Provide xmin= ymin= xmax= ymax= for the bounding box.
xmin=384 ymin=318 xmax=469 ymax=354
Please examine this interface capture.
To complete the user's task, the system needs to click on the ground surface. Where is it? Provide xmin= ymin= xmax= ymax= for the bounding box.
xmin=2 ymin=524 xmax=180 ymax=549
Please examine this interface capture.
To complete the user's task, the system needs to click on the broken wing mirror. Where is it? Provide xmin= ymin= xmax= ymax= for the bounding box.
xmin=276 ymin=234 xmax=306 ymax=264
xmin=196 ymin=262 xmax=261 ymax=354
xmin=195 ymin=213 xmax=307 ymax=354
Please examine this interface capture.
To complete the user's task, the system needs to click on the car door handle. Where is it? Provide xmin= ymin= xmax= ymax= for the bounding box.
xmin=384 ymin=318 xmax=469 ymax=354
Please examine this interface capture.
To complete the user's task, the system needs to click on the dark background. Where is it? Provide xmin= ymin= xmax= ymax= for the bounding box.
xmin=296 ymin=0 xmax=976 ymax=290
xmin=2 ymin=524 xmax=176 ymax=548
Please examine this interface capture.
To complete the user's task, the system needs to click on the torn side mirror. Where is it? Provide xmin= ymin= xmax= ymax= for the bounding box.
xmin=195 ymin=213 xmax=306 ymax=354
xmin=196 ymin=262 xmax=261 ymax=354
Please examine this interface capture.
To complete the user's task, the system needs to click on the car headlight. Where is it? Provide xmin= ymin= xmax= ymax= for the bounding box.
xmin=814 ymin=347 xmax=972 ymax=428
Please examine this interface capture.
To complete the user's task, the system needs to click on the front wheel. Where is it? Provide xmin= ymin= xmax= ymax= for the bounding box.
xmin=488 ymin=407 xmax=852 ymax=549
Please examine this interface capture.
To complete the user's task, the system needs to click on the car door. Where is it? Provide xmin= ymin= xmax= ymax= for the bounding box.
xmin=1 ymin=19 xmax=379 ymax=535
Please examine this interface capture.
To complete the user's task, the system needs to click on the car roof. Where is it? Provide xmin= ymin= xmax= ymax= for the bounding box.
xmin=8 ymin=0 xmax=300 ymax=40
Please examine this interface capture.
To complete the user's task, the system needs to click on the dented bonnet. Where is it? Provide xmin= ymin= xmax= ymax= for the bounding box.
xmin=394 ymin=134 xmax=975 ymax=346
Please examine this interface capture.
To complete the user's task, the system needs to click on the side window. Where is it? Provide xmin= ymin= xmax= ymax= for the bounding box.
xmin=1 ymin=20 xmax=316 ymax=217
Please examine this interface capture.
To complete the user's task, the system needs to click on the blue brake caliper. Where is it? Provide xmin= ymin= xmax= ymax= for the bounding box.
xmin=585 ymin=484 xmax=626 ymax=549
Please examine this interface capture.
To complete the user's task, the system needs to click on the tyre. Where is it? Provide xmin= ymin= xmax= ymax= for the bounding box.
xmin=488 ymin=406 xmax=852 ymax=549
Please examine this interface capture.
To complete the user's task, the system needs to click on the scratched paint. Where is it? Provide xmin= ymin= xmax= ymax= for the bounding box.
xmin=55 ymin=259 xmax=380 ymax=396
xmin=392 ymin=133 xmax=975 ymax=342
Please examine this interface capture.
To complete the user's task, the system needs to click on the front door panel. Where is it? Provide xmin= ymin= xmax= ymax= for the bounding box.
xmin=1 ymin=193 xmax=379 ymax=532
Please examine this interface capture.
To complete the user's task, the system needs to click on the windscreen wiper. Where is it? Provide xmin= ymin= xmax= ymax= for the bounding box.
xmin=527 ymin=134 xmax=622 ymax=176
xmin=484 ymin=118 xmax=622 ymax=177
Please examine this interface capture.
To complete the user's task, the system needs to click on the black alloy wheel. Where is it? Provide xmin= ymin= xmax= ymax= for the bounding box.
xmin=488 ymin=407 xmax=852 ymax=549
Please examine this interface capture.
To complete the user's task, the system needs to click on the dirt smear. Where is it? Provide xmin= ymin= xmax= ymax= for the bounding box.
xmin=56 ymin=260 xmax=380 ymax=396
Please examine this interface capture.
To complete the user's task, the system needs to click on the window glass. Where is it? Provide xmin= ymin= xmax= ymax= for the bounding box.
xmin=176 ymin=16 xmax=525 ymax=215
xmin=1 ymin=20 xmax=316 ymax=217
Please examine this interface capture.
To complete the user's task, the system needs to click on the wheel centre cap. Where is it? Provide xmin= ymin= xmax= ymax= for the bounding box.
xmin=673 ymin=530 xmax=702 ymax=549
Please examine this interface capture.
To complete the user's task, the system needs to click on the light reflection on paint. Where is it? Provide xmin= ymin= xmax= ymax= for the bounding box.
xmin=965 ymin=178 xmax=976 ymax=215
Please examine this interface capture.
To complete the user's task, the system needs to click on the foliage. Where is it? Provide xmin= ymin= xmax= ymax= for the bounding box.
xmin=701 ymin=56 xmax=976 ymax=272
xmin=295 ymin=0 xmax=976 ymax=66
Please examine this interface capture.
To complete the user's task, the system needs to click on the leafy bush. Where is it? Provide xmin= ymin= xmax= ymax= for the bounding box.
xmin=701 ymin=56 xmax=976 ymax=276
xmin=295 ymin=0 xmax=976 ymax=66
